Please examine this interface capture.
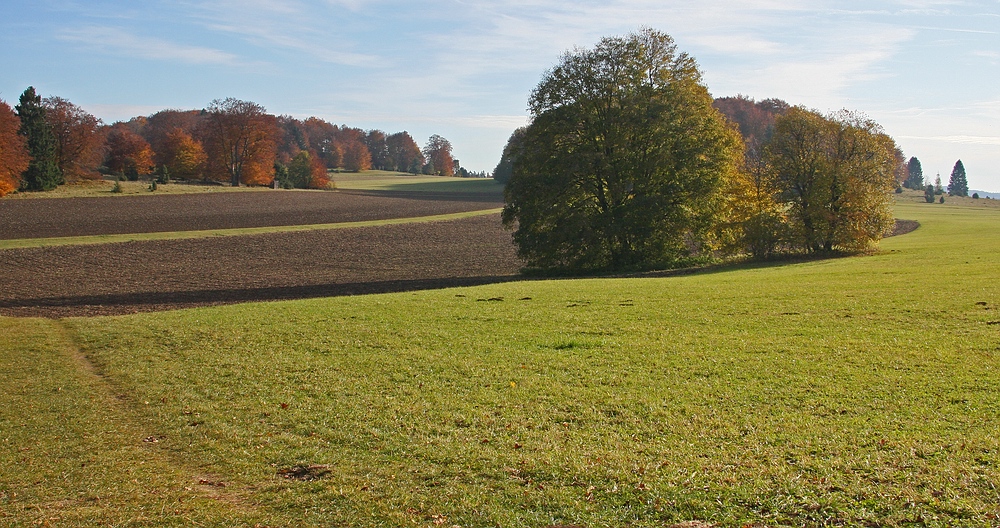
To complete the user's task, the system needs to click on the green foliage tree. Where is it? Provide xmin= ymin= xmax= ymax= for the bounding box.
xmin=15 ymin=87 xmax=63 ymax=191
xmin=503 ymin=29 xmax=743 ymax=271
xmin=287 ymin=151 xmax=312 ymax=188
xmin=925 ymin=184 xmax=935 ymax=203
xmin=905 ymin=156 xmax=924 ymax=189
xmin=948 ymin=159 xmax=968 ymax=197
xmin=765 ymin=108 xmax=898 ymax=252
xmin=492 ymin=127 xmax=525 ymax=186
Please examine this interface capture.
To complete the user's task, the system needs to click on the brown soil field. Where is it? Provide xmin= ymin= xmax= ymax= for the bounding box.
xmin=0 ymin=189 xmax=502 ymax=240
xmin=0 ymin=214 xmax=522 ymax=318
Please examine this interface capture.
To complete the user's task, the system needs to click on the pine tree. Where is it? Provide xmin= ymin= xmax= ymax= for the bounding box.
xmin=905 ymin=157 xmax=923 ymax=189
xmin=924 ymin=184 xmax=935 ymax=203
xmin=934 ymin=174 xmax=943 ymax=195
xmin=15 ymin=87 xmax=63 ymax=191
xmin=948 ymin=159 xmax=968 ymax=197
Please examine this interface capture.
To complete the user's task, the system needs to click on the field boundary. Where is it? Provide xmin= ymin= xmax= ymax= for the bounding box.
xmin=0 ymin=207 xmax=503 ymax=250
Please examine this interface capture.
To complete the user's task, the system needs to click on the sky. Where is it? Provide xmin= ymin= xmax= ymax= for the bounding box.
xmin=2 ymin=0 xmax=998 ymax=190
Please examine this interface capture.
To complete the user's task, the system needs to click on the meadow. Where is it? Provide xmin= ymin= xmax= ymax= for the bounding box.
xmin=1 ymin=192 xmax=998 ymax=526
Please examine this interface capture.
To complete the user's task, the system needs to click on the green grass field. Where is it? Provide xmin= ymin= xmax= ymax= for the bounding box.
xmin=333 ymin=171 xmax=504 ymax=195
xmin=1 ymin=195 xmax=998 ymax=526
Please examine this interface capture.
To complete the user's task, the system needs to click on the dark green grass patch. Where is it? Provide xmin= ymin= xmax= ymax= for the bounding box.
xmin=3 ymin=200 xmax=1000 ymax=526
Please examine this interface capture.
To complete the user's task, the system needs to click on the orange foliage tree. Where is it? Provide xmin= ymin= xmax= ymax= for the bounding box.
xmin=202 ymin=98 xmax=278 ymax=186
xmin=161 ymin=128 xmax=207 ymax=180
xmin=341 ymin=140 xmax=372 ymax=172
xmin=104 ymin=123 xmax=155 ymax=180
xmin=0 ymin=100 xmax=30 ymax=196
xmin=423 ymin=134 xmax=454 ymax=176
xmin=43 ymin=96 xmax=104 ymax=181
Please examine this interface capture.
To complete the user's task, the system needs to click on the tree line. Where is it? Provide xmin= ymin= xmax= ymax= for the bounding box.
xmin=0 ymin=88 xmax=467 ymax=197
xmin=498 ymin=29 xmax=951 ymax=272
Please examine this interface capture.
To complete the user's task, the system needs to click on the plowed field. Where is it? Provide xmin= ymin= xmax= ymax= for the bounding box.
xmin=1 ymin=189 xmax=520 ymax=317
xmin=0 ymin=214 xmax=521 ymax=317
xmin=0 ymin=189 xmax=502 ymax=240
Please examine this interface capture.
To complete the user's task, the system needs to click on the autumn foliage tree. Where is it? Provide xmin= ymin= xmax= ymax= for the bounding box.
xmin=42 ymin=97 xmax=103 ymax=181
xmin=0 ymin=100 xmax=30 ymax=196
xmin=423 ymin=134 xmax=454 ymax=176
xmin=765 ymin=108 xmax=897 ymax=252
xmin=385 ymin=131 xmax=424 ymax=173
xmin=341 ymin=140 xmax=372 ymax=172
xmin=161 ymin=128 xmax=207 ymax=180
xmin=104 ymin=123 xmax=155 ymax=180
xmin=287 ymin=150 xmax=330 ymax=189
xmin=202 ymin=98 xmax=278 ymax=186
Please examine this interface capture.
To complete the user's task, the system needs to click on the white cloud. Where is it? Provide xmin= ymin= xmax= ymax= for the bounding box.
xmin=56 ymin=26 xmax=240 ymax=65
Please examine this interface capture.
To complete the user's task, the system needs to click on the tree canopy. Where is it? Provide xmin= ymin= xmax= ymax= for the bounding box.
xmin=0 ymin=100 xmax=30 ymax=197
xmin=503 ymin=28 xmax=743 ymax=271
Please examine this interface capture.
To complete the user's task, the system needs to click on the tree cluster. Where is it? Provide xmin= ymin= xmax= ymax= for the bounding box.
xmin=0 ymin=87 xmax=464 ymax=196
xmin=502 ymin=30 xmax=905 ymax=272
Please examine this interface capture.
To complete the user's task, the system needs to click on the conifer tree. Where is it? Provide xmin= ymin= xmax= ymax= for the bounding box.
xmin=15 ymin=87 xmax=63 ymax=191
xmin=905 ymin=157 xmax=923 ymax=189
xmin=948 ymin=159 xmax=968 ymax=197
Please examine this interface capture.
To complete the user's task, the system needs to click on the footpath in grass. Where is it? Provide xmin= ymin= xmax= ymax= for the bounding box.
xmin=0 ymin=318 xmax=257 ymax=525
xmin=2 ymin=197 xmax=999 ymax=526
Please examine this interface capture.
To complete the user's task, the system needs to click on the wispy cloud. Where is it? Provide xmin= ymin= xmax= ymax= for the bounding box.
xmin=898 ymin=135 xmax=1000 ymax=146
xmin=56 ymin=26 xmax=240 ymax=65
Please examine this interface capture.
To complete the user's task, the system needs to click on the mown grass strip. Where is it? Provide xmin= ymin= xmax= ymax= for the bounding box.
xmin=0 ymin=207 xmax=503 ymax=250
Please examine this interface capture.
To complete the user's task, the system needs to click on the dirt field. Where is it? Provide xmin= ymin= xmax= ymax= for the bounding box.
xmin=0 ymin=213 xmax=521 ymax=318
xmin=0 ymin=189 xmax=502 ymax=240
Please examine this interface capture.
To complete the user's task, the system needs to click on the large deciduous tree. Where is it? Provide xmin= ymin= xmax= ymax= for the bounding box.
xmin=948 ymin=159 xmax=968 ymax=197
xmin=766 ymin=108 xmax=898 ymax=252
xmin=503 ymin=28 xmax=742 ymax=271
xmin=0 ymin=100 xmax=30 ymax=196
xmin=15 ymin=87 xmax=63 ymax=191
xmin=161 ymin=128 xmax=207 ymax=180
xmin=423 ymin=135 xmax=454 ymax=176
xmin=43 ymin=96 xmax=103 ymax=181
xmin=492 ymin=127 xmax=526 ymax=186
xmin=104 ymin=123 xmax=155 ymax=180
xmin=202 ymin=98 xmax=278 ymax=186
xmin=385 ymin=131 xmax=424 ymax=173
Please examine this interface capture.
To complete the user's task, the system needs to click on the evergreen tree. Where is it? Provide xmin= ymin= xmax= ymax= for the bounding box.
xmin=934 ymin=174 xmax=943 ymax=195
xmin=948 ymin=159 xmax=968 ymax=197
xmin=924 ymin=184 xmax=935 ymax=203
xmin=15 ymin=87 xmax=63 ymax=191
xmin=905 ymin=156 xmax=923 ymax=189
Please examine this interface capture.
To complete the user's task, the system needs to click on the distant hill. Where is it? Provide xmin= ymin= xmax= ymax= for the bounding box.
xmin=971 ymin=190 xmax=1000 ymax=199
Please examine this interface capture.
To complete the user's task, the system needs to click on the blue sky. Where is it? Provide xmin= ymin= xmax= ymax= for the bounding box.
xmin=2 ymin=0 xmax=998 ymax=190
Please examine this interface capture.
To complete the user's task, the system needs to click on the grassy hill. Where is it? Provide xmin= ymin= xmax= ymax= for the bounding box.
xmin=1 ymin=195 xmax=998 ymax=526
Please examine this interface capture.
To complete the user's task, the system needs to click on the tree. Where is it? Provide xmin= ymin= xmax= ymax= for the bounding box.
xmin=934 ymin=174 xmax=943 ymax=195
xmin=104 ymin=123 xmax=155 ymax=180
xmin=143 ymin=110 xmax=204 ymax=167
xmin=925 ymin=184 xmax=935 ymax=203
xmin=0 ymin=100 xmax=30 ymax=196
xmin=905 ymin=156 xmax=923 ymax=190
xmin=202 ymin=98 xmax=278 ymax=186
xmin=948 ymin=159 xmax=968 ymax=197
xmin=503 ymin=28 xmax=743 ymax=271
xmin=765 ymin=108 xmax=898 ymax=252
xmin=15 ymin=87 xmax=62 ymax=191
xmin=423 ymin=134 xmax=454 ymax=176
xmin=492 ymin=127 xmax=526 ymax=185
xmin=364 ymin=130 xmax=389 ymax=170
xmin=161 ymin=128 xmax=207 ymax=180
xmin=385 ymin=131 xmax=423 ymax=173
xmin=341 ymin=140 xmax=372 ymax=172
xmin=43 ymin=96 xmax=103 ymax=181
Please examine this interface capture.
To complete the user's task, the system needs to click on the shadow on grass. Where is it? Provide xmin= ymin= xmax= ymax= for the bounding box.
xmin=0 ymin=275 xmax=526 ymax=318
